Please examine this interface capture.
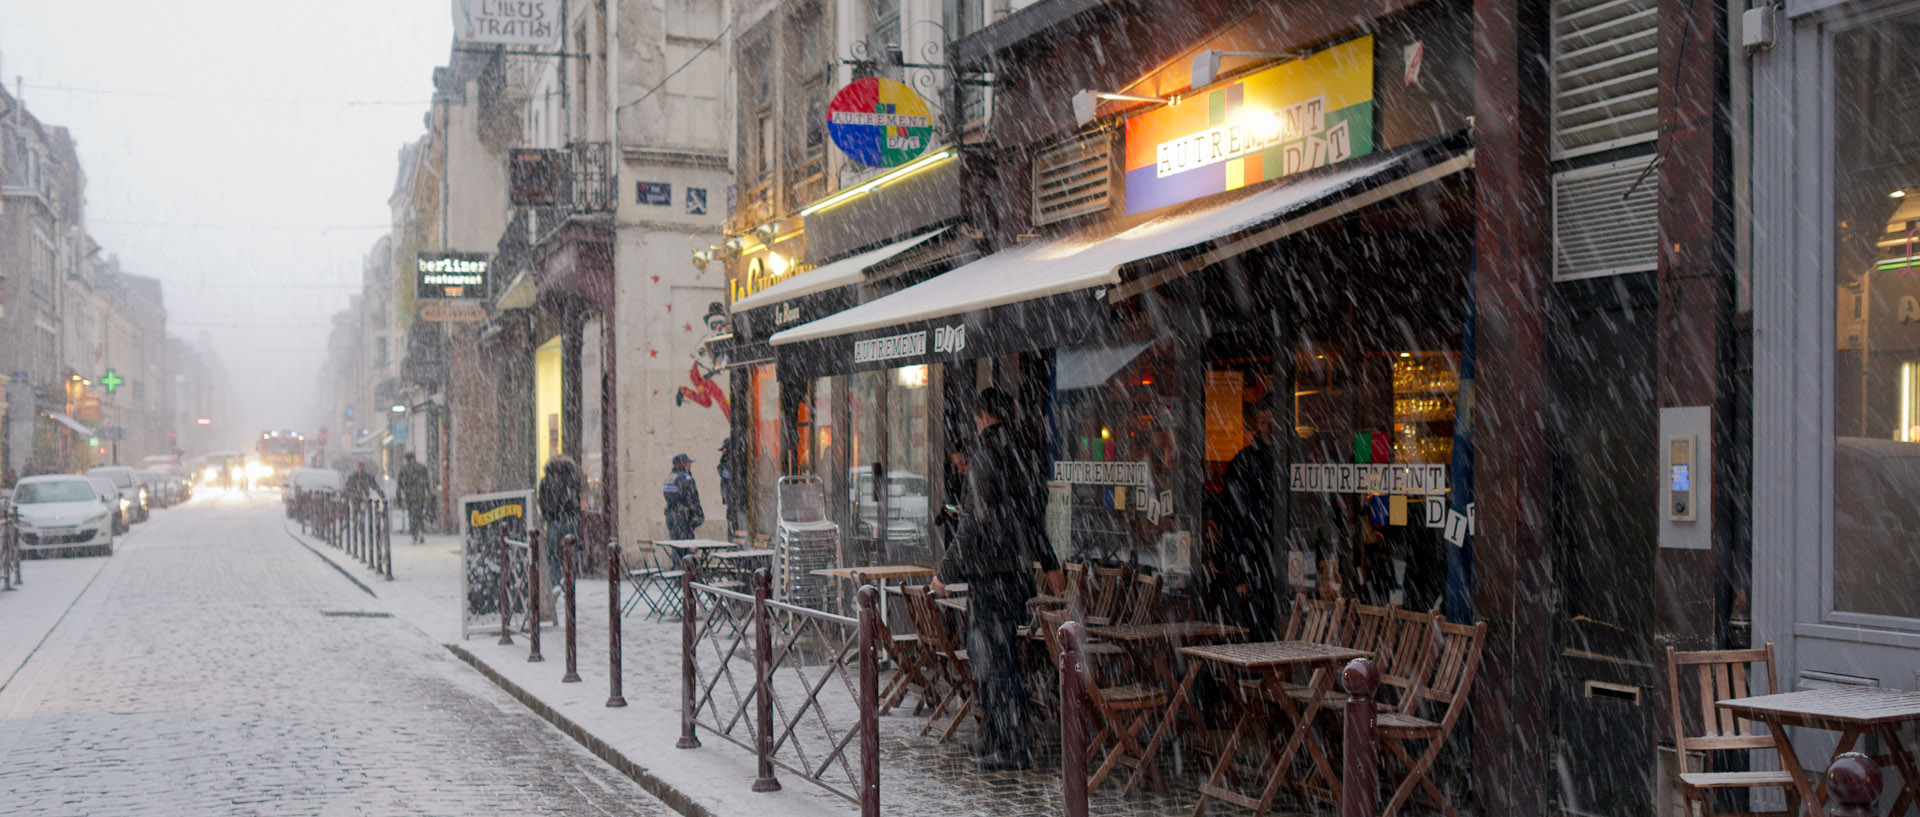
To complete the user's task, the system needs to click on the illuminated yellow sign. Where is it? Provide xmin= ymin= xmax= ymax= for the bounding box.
xmin=469 ymin=502 xmax=524 ymax=527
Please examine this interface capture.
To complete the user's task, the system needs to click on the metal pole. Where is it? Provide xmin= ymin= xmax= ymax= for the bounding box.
xmin=678 ymin=554 xmax=700 ymax=748
xmin=752 ymin=567 xmax=780 ymax=791
xmin=527 ymin=530 xmax=544 ymax=662
xmin=382 ymin=498 xmax=394 ymax=580
xmin=607 ymin=540 xmax=627 ymax=707
xmin=857 ymin=585 xmax=880 ymax=817
xmin=1342 ymin=657 xmax=1381 ymax=817
xmin=1059 ymin=620 xmax=1088 ymax=817
xmin=1827 ymin=752 xmax=1883 ymax=817
xmin=563 ymin=534 xmax=580 ymax=683
xmin=497 ymin=530 xmax=515 ymax=645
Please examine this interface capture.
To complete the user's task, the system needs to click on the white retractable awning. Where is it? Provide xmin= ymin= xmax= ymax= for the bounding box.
xmin=772 ymin=144 xmax=1470 ymax=348
xmin=731 ymin=227 xmax=949 ymax=313
xmin=46 ymin=413 xmax=91 ymax=437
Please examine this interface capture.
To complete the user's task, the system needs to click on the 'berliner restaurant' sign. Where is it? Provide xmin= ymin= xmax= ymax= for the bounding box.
xmin=417 ymin=252 xmax=491 ymax=299
xmin=1124 ymin=36 xmax=1375 ymax=214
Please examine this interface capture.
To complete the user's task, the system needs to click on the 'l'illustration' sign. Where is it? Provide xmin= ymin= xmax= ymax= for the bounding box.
xmin=1123 ymin=36 xmax=1375 ymax=214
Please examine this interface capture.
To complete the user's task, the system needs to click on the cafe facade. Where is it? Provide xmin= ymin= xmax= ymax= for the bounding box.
xmin=724 ymin=0 xmax=1758 ymax=813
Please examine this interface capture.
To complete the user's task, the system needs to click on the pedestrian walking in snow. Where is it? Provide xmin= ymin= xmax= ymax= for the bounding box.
xmin=396 ymin=451 xmax=432 ymax=543
xmin=538 ymin=455 xmax=582 ymax=584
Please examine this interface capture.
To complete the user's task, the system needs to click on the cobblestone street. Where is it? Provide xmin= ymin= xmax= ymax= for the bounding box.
xmin=0 ymin=490 xmax=673 ymax=817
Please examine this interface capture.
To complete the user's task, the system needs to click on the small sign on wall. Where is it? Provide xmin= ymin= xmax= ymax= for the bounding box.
xmin=636 ymin=181 xmax=672 ymax=206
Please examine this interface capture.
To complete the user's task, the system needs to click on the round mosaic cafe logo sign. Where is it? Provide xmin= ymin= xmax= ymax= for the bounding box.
xmin=826 ymin=77 xmax=933 ymax=168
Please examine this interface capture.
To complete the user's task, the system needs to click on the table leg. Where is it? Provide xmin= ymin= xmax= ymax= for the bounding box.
xmin=1133 ymin=661 xmax=1203 ymax=794
xmin=1765 ymin=716 xmax=1824 ymax=817
xmin=1250 ymin=666 xmax=1336 ymax=815
xmin=1876 ymin=726 xmax=1920 ymax=817
xmin=1192 ymin=709 xmax=1256 ymax=817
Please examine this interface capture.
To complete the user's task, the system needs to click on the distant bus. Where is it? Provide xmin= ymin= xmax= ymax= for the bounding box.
xmin=256 ymin=431 xmax=306 ymax=487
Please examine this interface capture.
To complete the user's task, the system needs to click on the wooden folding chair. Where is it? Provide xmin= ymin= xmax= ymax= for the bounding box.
xmin=1117 ymin=572 xmax=1164 ymax=625
xmin=1087 ymin=564 xmax=1133 ymax=626
xmin=1040 ymin=610 xmax=1170 ymax=794
xmin=901 ymin=584 xmax=974 ymax=742
xmin=873 ymin=605 xmax=937 ymax=715
xmin=1282 ymin=602 xmax=1402 ymax=708
xmin=1375 ymin=618 xmax=1487 ymax=817
xmin=1283 ymin=593 xmax=1346 ymax=644
xmin=1665 ymin=643 xmax=1799 ymax=817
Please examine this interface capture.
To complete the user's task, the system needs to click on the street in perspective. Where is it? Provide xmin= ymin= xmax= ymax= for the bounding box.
xmin=2 ymin=1 xmax=1919 ymax=817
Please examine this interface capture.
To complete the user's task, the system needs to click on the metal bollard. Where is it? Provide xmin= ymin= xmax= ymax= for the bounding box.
xmin=381 ymin=498 xmax=394 ymax=580
xmin=751 ymin=568 xmax=780 ymax=792
xmin=497 ymin=530 xmax=514 ymax=645
xmin=857 ymin=585 xmax=881 ymax=817
xmin=1828 ymin=752 xmax=1883 ymax=817
xmin=1059 ymin=620 xmax=1089 ymax=817
xmin=1342 ymin=657 xmax=1381 ymax=817
xmin=562 ymin=534 xmax=580 ymax=683
xmin=677 ymin=555 xmax=700 ymax=748
xmin=607 ymin=540 xmax=627 ymax=707
xmin=527 ymin=530 xmax=544 ymax=663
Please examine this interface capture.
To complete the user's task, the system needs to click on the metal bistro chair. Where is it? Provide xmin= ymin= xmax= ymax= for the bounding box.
xmin=623 ymin=540 xmax=687 ymax=619
xmin=1665 ymin=643 xmax=1799 ymax=817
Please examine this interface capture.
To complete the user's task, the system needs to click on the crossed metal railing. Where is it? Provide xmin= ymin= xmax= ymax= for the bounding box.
xmin=295 ymin=490 xmax=393 ymax=580
xmin=1 ymin=500 xmax=21 ymax=591
xmin=680 ymin=565 xmax=880 ymax=817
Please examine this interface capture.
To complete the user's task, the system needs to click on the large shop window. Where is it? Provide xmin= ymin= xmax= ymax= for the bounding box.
xmin=1831 ymin=12 xmax=1920 ymax=622
xmin=1054 ymin=341 xmax=1181 ymax=572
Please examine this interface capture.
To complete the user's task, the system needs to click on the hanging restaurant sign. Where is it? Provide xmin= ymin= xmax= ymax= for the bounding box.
xmin=453 ymin=0 xmax=561 ymax=46
xmin=1124 ymin=35 xmax=1375 ymax=214
xmin=417 ymin=252 xmax=491 ymax=299
xmin=827 ymin=77 xmax=934 ymax=168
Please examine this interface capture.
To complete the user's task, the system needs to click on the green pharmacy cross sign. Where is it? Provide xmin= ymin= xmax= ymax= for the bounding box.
xmin=100 ymin=369 xmax=125 ymax=393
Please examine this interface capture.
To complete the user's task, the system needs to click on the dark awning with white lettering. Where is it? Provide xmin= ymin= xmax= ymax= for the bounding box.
xmin=770 ymin=137 xmax=1472 ymax=379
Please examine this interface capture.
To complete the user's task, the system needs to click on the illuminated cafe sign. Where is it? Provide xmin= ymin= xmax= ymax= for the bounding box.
xmin=852 ymin=324 xmax=966 ymax=364
xmin=417 ymin=252 xmax=490 ymax=299
xmin=1124 ymin=35 xmax=1375 ymax=214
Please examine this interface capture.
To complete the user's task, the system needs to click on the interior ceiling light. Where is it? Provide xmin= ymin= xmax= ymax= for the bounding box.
xmin=1189 ymin=49 xmax=1312 ymax=89
xmin=1071 ymin=90 xmax=1168 ymax=127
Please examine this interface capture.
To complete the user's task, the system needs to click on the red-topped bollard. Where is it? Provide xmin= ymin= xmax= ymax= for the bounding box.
xmin=856 ymin=585 xmax=881 ymax=817
xmin=527 ymin=530 xmax=544 ymax=663
xmin=1342 ymin=657 xmax=1380 ymax=817
xmin=1058 ymin=620 xmax=1089 ymax=817
xmin=497 ymin=530 xmax=514 ymax=645
xmin=678 ymin=554 xmax=700 ymax=749
xmin=751 ymin=568 xmax=780 ymax=792
xmin=562 ymin=534 xmax=580 ymax=683
xmin=608 ymin=540 xmax=627 ymax=707
xmin=1828 ymin=751 xmax=1883 ymax=817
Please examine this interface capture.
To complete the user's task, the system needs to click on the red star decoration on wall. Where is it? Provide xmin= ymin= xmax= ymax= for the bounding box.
xmin=664 ymin=304 xmax=673 ymax=312
xmin=650 ymin=275 xmax=660 ymax=284
xmin=682 ymin=323 xmax=693 ymax=333
xmin=648 ymin=348 xmax=659 ymax=358
xmin=652 ymin=389 xmax=659 ymax=396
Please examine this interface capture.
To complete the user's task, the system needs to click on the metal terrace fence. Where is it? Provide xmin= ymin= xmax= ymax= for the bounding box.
xmin=680 ymin=566 xmax=881 ymax=817
xmin=296 ymin=490 xmax=392 ymax=580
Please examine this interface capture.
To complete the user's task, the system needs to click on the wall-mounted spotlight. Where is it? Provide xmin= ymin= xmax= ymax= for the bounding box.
xmin=1071 ymin=89 xmax=1170 ymax=127
xmin=1189 ymin=49 xmax=1311 ymax=89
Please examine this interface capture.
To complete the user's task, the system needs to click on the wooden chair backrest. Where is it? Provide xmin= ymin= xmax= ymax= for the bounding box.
xmin=1344 ymin=602 xmax=1396 ymax=653
xmin=1377 ymin=607 xmax=1442 ymax=708
xmin=901 ymin=585 xmax=963 ymax=662
xmin=1409 ymin=619 xmax=1487 ymax=733
xmin=1064 ymin=562 xmax=1090 ymax=614
xmin=1666 ymin=643 xmax=1780 ymax=756
xmin=1090 ymin=564 xmax=1133 ymax=620
xmin=1038 ymin=609 xmax=1119 ymax=708
xmin=1121 ymin=573 xmax=1163 ymax=625
xmin=1284 ymin=593 xmax=1345 ymax=644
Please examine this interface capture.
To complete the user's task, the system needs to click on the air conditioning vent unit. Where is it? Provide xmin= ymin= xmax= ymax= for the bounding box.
xmin=1550 ymin=0 xmax=1660 ymax=159
xmin=1552 ymin=156 xmax=1660 ymax=281
xmin=1032 ymin=132 xmax=1113 ymax=227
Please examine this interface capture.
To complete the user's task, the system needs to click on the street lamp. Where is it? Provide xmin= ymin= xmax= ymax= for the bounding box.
xmin=391 ymin=404 xmax=408 ymax=413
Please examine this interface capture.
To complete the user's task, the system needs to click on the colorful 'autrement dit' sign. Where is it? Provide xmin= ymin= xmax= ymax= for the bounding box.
xmin=826 ymin=78 xmax=933 ymax=169
xmin=1124 ymin=36 xmax=1375 ymax=214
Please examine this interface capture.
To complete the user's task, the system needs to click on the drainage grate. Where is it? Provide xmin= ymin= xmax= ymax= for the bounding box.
xmin=319 ymin=610 xmax=393 ymax=618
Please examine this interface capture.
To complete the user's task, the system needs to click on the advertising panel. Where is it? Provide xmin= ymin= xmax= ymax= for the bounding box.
xmin=453 ymin=0 xmax=561 ymax=46
xmin=417 ymin=252 xmax=490 ymax=300
xmin=1123 ymin=36 xmax=1375 ymax=214
xmin=459 ymin=489 xmax=552 ymax=639
xmin=826 ymin=77 xmax=934 ymax=168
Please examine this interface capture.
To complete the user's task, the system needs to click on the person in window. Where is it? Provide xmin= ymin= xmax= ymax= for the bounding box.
xmin=1212 ymin=406 xmax=1280 ymax=640
xmin=931 ymin=388 xmax=1063 ymax=770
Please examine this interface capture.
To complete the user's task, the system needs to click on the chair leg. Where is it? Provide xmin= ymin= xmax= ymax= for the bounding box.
xmin=1382 ymin=736 xmax=1458 ymax=817
xmin=938 ymin=689 xmax=976 ymax=743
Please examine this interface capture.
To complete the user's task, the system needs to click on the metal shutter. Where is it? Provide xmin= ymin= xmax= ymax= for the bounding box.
xmin=1552 ymin=156 xmax=1660 ymax=281
xmin=1551 ymin=0 xmax=1659 ymax=159
xmin=1032 ymin=131 xmax=1113 ymax=227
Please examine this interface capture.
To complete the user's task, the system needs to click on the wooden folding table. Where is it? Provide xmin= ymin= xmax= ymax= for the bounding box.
xmin=1718 ymin=686 xmax=1920 ymax=817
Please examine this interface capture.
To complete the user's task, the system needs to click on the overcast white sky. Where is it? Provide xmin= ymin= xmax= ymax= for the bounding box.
xmin=0 ymin=0 xmax=450 ymax=450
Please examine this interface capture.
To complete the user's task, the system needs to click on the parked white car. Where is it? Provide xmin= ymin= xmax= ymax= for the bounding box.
xmin=85 ymin=475 xmax=129 ymax=535
xmin=12 ymin=474 xmax=115 ymax=557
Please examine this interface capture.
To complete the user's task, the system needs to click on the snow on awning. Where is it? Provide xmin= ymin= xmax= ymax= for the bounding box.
xmin=730 ymin=227 xmax=949 ymax=314
xmin=771 ymin=141 xmax=1468 ymax=355
xmin=46 ymin=413 xmax=91 ymax=438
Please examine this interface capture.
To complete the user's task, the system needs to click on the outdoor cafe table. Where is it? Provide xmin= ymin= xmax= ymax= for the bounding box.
xmin=811 ymin=565 xmax=936 ymax=626
xmin=1142 ymin=640 xmax=1369 ymax=817
xmin=708 ymin=548 xmax=774 ymax=580
xmin=1086 ymin=621 xmax=1247 ymax=715
xmin=655 ymin=538 xmax=737 ymax=568
xmin=1718 ymin=686 xmax=1920 ymax=816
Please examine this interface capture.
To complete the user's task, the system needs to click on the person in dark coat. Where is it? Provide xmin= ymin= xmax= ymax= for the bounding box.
xmin=1212 ymin=406 xmax=1281 ymax=639
xmin=396 ymin=451 xmax=433 ymax=542
xmin=539 ymin=456 xmax=582 ymax=583
xmin=343 ymin=463 xmax=379 ymax=499
xmin=932 ymin=387 xmax=1063 ymax=770
xmin=662 ymin=453 xmax=703 ymax=540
